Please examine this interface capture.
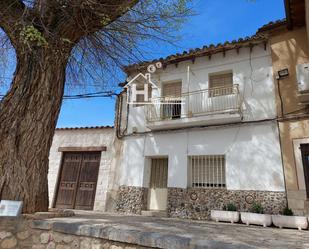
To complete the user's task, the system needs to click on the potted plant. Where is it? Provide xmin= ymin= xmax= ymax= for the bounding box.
xmin=241 ymin=202 xmax=272 ymax=227
xmin=211 ymin=203 xmax=240 ymax=223
xmin=272 ymin=207 xmax=308 ymax=230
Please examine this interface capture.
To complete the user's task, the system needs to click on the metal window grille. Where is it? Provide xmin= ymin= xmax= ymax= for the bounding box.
xmin=189 ymin=155 xmax=226 ymax=188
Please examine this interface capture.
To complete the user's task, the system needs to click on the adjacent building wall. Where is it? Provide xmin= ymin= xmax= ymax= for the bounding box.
xmin=279 ymin=120 xmax=309 ymax=214
xmin=48 ymin=128 xmax=115 ymax=211
xmin=270 ymin=27 xmax=309 ymax=116
xmin=269 ymin=26 xmax=309 ymax=214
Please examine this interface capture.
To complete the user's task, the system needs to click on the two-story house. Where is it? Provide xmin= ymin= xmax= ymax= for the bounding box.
xmin=115 ymin=32 xmax=287 ymax=219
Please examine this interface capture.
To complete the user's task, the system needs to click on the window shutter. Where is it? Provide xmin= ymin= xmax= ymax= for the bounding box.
xmin=209 ymin=73 xmax=233 ymax=89
xmin=209 ymin=72 xmax=233 ymax=97
xmin=162 ymin=82 xmax=182 ymax=119
xmin=163 ymin=82 xmax=182 ymax=97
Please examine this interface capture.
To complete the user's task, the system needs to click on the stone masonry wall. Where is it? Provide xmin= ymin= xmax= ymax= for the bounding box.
xmin=0 ymin=218 xmax=153 ymax=249
xmin=168 ymin=188 xmax=287 ymax=220
xmin=115 ymin=186 xmax=287 ymax=219
xmin=115 ymin=186 xmax=148 ymax=214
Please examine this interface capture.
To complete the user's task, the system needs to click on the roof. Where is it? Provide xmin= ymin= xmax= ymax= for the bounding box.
xmin=257 ymin=19 xmax=287 ymax=33
xmin=123 ymin=33 xmax=268 ymax=73
xmin=56 ymin=126 xmax=113 ymax=131
xmin=285 ymin=0 xmax=306 ymax=29
xmin=122 ymin=0 xmax=307 ymax=75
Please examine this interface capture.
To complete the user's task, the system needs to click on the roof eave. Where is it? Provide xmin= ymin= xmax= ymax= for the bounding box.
xmin=123 ymin=35 xmax=268 ymax=75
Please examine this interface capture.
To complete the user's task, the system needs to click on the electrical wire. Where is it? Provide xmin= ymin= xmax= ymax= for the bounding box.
xmin=0 ymin=90 xmax=118 ymax=100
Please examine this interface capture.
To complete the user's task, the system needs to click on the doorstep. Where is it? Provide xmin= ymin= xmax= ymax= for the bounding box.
xmin=141 ymin=210 xmax=168 ymax=218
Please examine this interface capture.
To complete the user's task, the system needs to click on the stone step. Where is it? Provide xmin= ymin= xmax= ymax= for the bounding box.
xmin=141 ymin=210 xmax=168 ymax=217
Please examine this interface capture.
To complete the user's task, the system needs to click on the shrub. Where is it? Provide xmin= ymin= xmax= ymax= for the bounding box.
xmin=282 ymin=207 xmax=294 ymax=216
xmin=251 ymin=202 xmax=264 ymax=214
xmin=223 ymin=203 xmax=237 ymax=211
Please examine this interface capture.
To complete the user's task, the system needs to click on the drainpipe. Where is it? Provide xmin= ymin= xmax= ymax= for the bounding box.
xmin=187 ymin=65 xmax=190 ymax=116
xmin=277 ymin=109 xmax=289 ymax=209
xmin=116 ymin=91 xmax=129 ymax=139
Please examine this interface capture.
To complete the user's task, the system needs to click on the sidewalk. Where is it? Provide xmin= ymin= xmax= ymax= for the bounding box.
xmin=32 ymin=211 xmax=309 ymax=249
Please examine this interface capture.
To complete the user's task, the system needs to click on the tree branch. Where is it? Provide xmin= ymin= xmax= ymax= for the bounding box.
xmin=0 ymin=0 xmax=27 ymax=46
xmin=29 ymin=0 xmax=139 ymax=44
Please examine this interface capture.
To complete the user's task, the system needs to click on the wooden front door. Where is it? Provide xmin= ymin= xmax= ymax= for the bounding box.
xmin=148 ymin=158 xmax=168 ymax=211
xmin=301 ymin=144 xmax=309 ymax=198
xmin=55 ymin=152 xmax=101 ymax=210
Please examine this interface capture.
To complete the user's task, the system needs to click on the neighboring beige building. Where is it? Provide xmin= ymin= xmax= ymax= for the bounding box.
xmin=48 ymin=126 xmax=116 ymax=211
xmin=258 ymin=0 xmax=309 ymax=215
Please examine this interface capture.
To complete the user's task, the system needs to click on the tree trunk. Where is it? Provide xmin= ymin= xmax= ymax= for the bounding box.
xmin=0 ymin=49 xmax=68 ymax=213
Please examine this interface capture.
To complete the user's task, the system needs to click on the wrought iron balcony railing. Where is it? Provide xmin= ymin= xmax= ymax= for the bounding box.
xmin=145 ymin=84 xmax=241 ymax=123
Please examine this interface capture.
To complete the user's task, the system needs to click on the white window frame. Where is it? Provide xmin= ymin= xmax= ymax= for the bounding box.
xmin=188 ymin=155 xmax=226 ymax=189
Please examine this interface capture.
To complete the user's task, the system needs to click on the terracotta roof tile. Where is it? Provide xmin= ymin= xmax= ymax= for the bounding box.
xmin=257 ymin=19 xmax=286 ymax=33
xmin=124 ymin=33 xmax=269 ymax=73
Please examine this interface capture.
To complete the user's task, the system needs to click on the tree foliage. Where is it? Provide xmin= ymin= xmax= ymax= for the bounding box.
xmin=0 ymin=0 xmax=192 ymax=92
xmin=0 ymin=0 xmax=192 ymax=213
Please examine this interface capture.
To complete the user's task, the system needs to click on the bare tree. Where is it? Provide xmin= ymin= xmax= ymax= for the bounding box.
xmin=0 ymin=0 xmax=191 ymax=213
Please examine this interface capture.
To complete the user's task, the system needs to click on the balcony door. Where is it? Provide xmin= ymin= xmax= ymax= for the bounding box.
xmin=162 ymin=82 xmax=182 ymax=119
xmin=208 ymin=72 xmax=237 ymax=112
xmin=301 ymin=144 xmax=309 ymax=198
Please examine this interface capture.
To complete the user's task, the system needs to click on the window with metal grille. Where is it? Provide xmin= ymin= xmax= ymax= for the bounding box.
xmin=209 ymin=72 xmax=233 ymax=97
xmin=189 ymin=155 xmax=226 ymax=188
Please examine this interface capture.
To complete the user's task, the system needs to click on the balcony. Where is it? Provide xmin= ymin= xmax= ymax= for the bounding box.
xmin=145 ymin=85 xmax=242 ymax=130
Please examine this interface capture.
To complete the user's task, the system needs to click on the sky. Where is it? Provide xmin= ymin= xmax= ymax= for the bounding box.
xmin=1 ymin=0 xmax=286 ymax=128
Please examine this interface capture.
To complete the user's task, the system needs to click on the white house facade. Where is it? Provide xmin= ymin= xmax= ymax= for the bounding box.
xmin=115 ymin=34 xmax=287 ymax=219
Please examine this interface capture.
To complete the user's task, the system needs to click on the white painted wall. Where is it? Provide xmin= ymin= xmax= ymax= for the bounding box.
xmin=48 ymin=128 xmax=114 ymax=211
xmin=119 ymin=121 xmax=285 ymax=192
xmin=119 ymin=43 xmax=284 ymax=192
xmin=126 ymin=44 xmax=276 ymax=133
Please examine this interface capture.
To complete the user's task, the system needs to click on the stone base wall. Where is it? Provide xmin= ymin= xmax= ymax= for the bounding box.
xmin=168 ymin=188 xmax=287 ymax=220
xmin=115 ymin=186 xmax=148 ymax=214
xmin=0 ymin=218 xmax=152 ymax=249
xmin=115 ymin=186 xmax=287 ymax=220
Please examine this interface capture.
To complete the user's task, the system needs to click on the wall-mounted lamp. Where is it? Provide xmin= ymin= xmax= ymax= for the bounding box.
xmin=276 ymin=68 xmax=289 ymax=79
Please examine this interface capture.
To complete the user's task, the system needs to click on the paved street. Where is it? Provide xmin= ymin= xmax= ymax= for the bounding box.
xmin=32 ymin=211 xmax=309 ymax=249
